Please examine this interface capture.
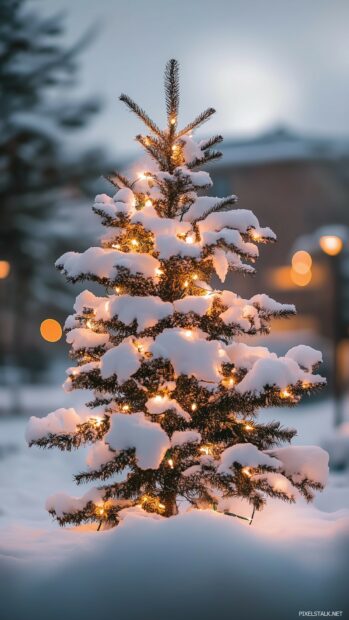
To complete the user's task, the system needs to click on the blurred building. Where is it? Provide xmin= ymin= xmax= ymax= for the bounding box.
xmin=211 ymin=127 xmax=349 ymax=359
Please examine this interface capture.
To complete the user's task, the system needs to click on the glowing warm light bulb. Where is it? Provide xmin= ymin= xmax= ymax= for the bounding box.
xmin=131 ymin=239 xmax=139 ymax=247
xmin=200 ymin=446 xmax=210 ymax=455
xmin=170 ymin=117 xmax=176 ymax=125
xmin=191 ymin=403 xmax=197 ymax=411
xmin=112 ymin=243 xmax=121 ymax=250
xmin=218 ymin=349 xmax=225 ymax=357
xmin=319 ymin=235 xmax=343 ymax=256
xmin=86 ymin=319 xmax=94 ymax=328
xmin=192 ymin=273 xmax=198 ymax=280
xmin=302 ymin=381 xmax=310 ymax=389
xmin=158 ymin=502 xmax=166 ymax=510
xmin=145 ymin=199 xmax=152 ymax=207
xmin=172 ymin=144 xmax=178 ymax=151
xmin=244 ymin=424 xmax=254 ymax=432
xmin=115 ymin=286 xmax=121 ymax=294
xmin=0 ymin=260 xmax=10 ymax=279
xmin=242 ymin=467 xmax=252 ymax=477
xmin=155 ymin=268 xmax=164 ymax=276
xmin=122 ymin=404 xmax=130 ymax=412
xmin=185 ymin=330 xmax=192 ymax=338
xmin=280 ymin=389 xmax=291 ymax=399
xmin=154 ymin=394 xmax=163 ymax=402
xmin=185 ymin=235 xmax=194 ymax=244
xmin=183 ymin=280 xmax=189 ymax=288
xmin=138 ymin=172 xmax=147 ymax=181
xmin=168 ymin=458 xmax=174 ymax=468
xmin=251 ymin=230 xmax=261 ymax=241
xmin=229 ymin=377 xmax=235 ymax=386
xmin=93 ymin=417 xmax=102 ymax=427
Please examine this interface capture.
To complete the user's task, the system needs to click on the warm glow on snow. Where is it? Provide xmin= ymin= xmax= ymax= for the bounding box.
xmin=40 ymin=319 xmax=62 ymax=343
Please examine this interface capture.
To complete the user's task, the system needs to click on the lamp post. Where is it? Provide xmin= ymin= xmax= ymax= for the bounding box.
xmin=319 ymin=234 xmax=344 ymax=427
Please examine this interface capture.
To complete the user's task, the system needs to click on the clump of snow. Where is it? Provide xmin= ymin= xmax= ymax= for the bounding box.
xmin=150 ymin=328 xmax=228 ymax=383
xmin=226 ymin=342 xmax=275 ymax=370
xmin=212 ymin=247 xmax=229 ymax=282
xmin=267 ymin=446 xmax=329 ymax=486
xmin=26 ymin=408 xmax=82 ymax=443
xmin=173 ymin=295 xmax=213 ymax=316
xmin=56 ymin=247 xmax=160 ymax=280
xmin=46 ymin=487 xmax=104 ymax=518
xmin=286 ymin=345 xmax=322 ymax=371
xmin=217 ymin=443 xmax=281 ymax=474
xmin=235 ymin=356 xmax=324 ymax=395
xmin=106 ymin=412 xmax=170 ymax=469
xmin=86 ymin=441 xmax=115 ymax=470
xmin=250 ymin=293 xmax=295 ymax=315
xmin=145 ymin=395 xmax=189 ymax=420
xmin=108 ymin=295 xmax=173 ymax=331
xmin=100 ymin=337 xmax=141 ymax=383
xmin=171 ymin=430 xmax=202 ymax=447
xmin=66 ymin=328 xmax=109 ymax=350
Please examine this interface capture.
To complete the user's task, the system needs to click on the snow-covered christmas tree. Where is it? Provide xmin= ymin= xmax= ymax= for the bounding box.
xmin=27 ymin=60 xmax=328 ymax=528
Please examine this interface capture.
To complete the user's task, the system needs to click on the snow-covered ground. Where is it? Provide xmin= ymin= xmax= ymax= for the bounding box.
xmin=1 ymin=399 xmax=348 ymax=620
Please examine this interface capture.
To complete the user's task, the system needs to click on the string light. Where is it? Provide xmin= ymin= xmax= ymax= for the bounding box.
xmin=158 ymin=503 xmax=165 ymax=510
xmin=92 ymin=417 xmax=102 ymax=427
xmin=191 ymin=403 xmax=197 ymax=411
xmin=122 ymin=404 xmax=130 ymax=412
xmin=280 ymin=389 xmax=291 ymax=399
xmin=138 ymin=172 xmax=147 ymax=181
xmin=192 ymin=273 xmax=198 ymax=280
xmin=154 ymin=394 xmax=163 ymax=403
xmin=242 ymin=467 xmax=252 ymax=477
xmin=170 ymin=117 xmax=176 ymax=125
xmin=218 ymin=349 xmax=225 ymax=357
xmin=185 ymin=235 xmax=194 ymax=244
xmin=86 ymin=319 xmax=94 ymax=328
xmin=115 ymin=287 xmax=121 ymax=294
xmin=183 ymin=280 xmax=189 ymax=288
xmin=251 ymin=230 xmax=261 ymax=241
xmin=167 ymin=458 xmax=174 ymax=468
xmin=184 ymin=330 xmax=192 ymax=338
xmin=155 ymin=268 xmax=164 ymax=276
xmin=244 ymin=424 xmax=254 ymax=432
xmin=145 ymin=198 xmax=152 ymax=207
xmin=302 ymin=381 xmax=311 ymax=389
xmin=112 ymin=243 xmax=121 ymax=249
xmin=131 ymin=239 xmax=139 ymax=247
xmin=200 ymin=446 xmax=210 ymax=455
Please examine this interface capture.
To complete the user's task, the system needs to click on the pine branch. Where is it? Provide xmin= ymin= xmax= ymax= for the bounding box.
xmin=186 ymin=150 xmax=222 ymax=170
xmin=119 ymin=93 xmax=163 ymax=138
xmin=104 ymin=171 xmax=133 ymax=189
xmin=164 ymin=59 xmax=180 ymax=125
xmin=192 ymin=194 xmax=238 ymax=224
xmin=200 ymin=134 xmax=223 ymax=151
xmin=136 ymin=134 xmax=166 ymax=168
xmin=177 ymin=107 xmax=216 ymax=138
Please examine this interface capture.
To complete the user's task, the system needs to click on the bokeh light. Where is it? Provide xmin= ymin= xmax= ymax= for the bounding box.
xmin=0 ymin=260 xmax=10 ymax=279
xmin=40 ymin=319 xmax=62 ymax=343
xmin=290 ymin=269 xmax=312 ymax=287
xmin=319 ymin=235 xmax=343 ymax=256
xmin=291 ymin=250 xmax=312 ymax=274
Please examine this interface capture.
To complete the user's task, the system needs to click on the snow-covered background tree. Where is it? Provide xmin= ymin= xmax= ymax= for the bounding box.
xmin=26 ymin=59 xmax=328 ymax=528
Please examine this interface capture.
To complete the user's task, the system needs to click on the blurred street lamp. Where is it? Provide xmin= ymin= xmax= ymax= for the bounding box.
xmin=319 ymin=235 xmax=343 ymax=256
xmin=319 ymin=233 xmax=344 ymax=427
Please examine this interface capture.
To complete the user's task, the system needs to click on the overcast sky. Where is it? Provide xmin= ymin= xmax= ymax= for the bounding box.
xmin=39 ymin=0 xmax=349 ymax=158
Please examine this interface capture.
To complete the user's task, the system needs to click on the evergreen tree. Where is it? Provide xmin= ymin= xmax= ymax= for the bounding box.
xmin=0 ymin=0 xmax=105 ymax=371
xmin=27 ymin=60 xmax=327 ymax=528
